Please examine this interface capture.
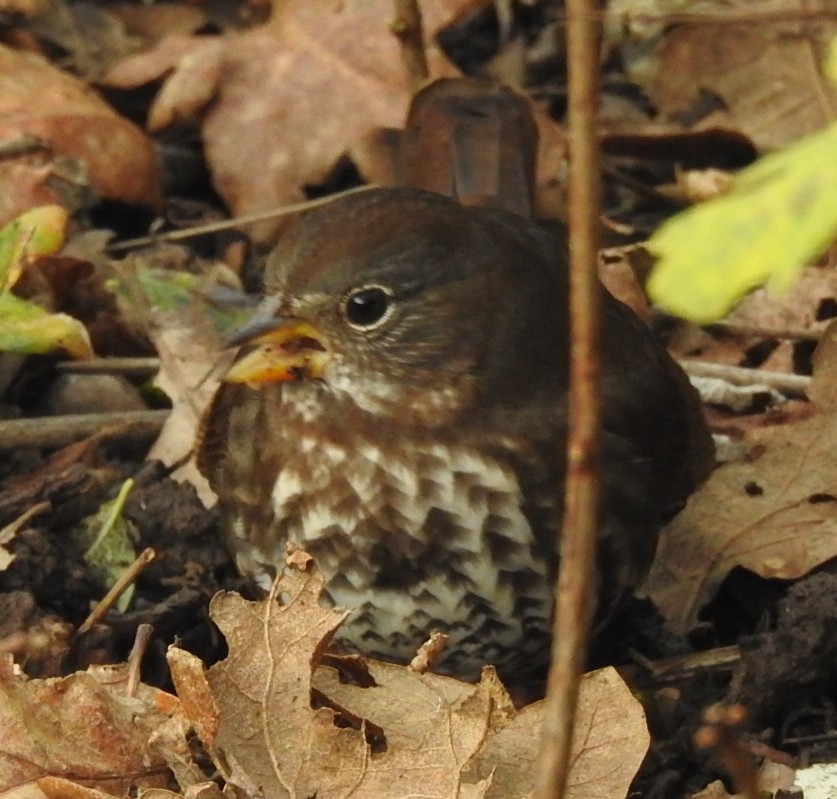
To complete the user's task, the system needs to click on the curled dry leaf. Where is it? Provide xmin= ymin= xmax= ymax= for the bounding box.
xmin=0 ymin=660 xmax=177 ymax=795
xmin=169 ymin=559 xmax=648 ymax=799
xmin=0 ymin=45 xmax=162 ymax=225
xmin=646 ymin=325 xmax=837 ymax=631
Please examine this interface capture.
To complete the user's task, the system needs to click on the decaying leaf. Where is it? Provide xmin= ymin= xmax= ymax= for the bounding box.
xmin=169 ymin=560 xmax=648 ymax=799
xmin=0 ymin=204 xmax=67 ymax=292
xmin=647 ymin=323 xmax=837 ymax=631
xmin=75 ymin=479 xmax=137 ymax=611
xmin=106 ymin=0 xmax=483 ymax=242
xmin=0 ymin=293 xmax=94 ymax=359
xmin=0 ymin=660 xmax=177 ymax=795
xmin=0 ymin=43 xmax=162 ymax=225
xmin=612 ymin=1 xmax=837 ymax=151
xmin=146 ymin=308 xmax=229 ymax=507
xmin=647 ymin=410 xmax=837 ymax=631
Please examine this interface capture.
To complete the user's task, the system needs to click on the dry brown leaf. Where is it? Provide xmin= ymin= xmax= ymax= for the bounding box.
xmin=108 ymin=0 xmax=485 ymax=242
xmin=646 ymin=335 xmax=837 ymax=631
xmin=646 ymin=410 xmax=837 ymax=631
xmin=103 ymin=34 xmax=211 ymax=88
xmin=689 ymin=781 xmax=738 ymax=799
xmin=0 ymin=44 xmax=162 ymax=226
xmin=0 ymin=660 xmax=177 ymax=795
xmin=109 ymin=3 xmax=208 ymax=44
xmin=667 ymin=263 xmax=837 ymax=372
xmin=171 ymin=562 xmax=648 ymax=799
xmin=810 ymin=320 xmax=837 ymax=408
xmin=622 ymin=0 xmax=837 ymax=150
xmin=28 ymin=776 xmax=120 ymax=799
xmin=726 ymin=265 xmax=837 ymax=335
xmin=320 ymin=661 xmax=647 ymax=799
xmin=466 ymin=668 xmax=649 ymax=799
xmin=146 ymin=308 xmax=228 ymax=507
xmin=688 ymin=760 xmax=796 ymax=798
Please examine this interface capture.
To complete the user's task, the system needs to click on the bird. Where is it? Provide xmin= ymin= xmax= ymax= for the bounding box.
xmin=197 ymin=187 xmax=714 ymax=684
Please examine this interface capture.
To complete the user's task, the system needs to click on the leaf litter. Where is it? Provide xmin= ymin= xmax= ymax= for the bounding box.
xmin=168 ymin=557 xmax=648 ymax=799
xmin=4 ymin=1 xmax=837 ymax=797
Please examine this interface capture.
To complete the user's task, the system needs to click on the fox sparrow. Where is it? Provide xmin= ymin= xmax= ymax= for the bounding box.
xmin=198 ymin=187 xmax=713 ymax=682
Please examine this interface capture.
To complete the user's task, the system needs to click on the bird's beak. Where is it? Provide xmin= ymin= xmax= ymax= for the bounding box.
xmin=221 ymin=307 xmax=330 ymax=385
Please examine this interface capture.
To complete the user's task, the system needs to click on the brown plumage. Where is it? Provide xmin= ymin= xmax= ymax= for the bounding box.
xmin=198 ymin=188 xmax=713 ymax=682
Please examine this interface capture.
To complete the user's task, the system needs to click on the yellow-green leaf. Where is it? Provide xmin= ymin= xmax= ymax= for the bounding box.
xmin=0 ymin=205 xmax=68 ymax=293
xmin=827 ymin=36 xmax=837 ymax=84
xmin=647 ymin=123 xmax=837 ymax=323
xmin=0 ymin=293 xmax=94 ymax=359
xmin=107 ymin=262 xmax=253 ymax=333
xmin=76 ymin=480 xmax=137 ymax=612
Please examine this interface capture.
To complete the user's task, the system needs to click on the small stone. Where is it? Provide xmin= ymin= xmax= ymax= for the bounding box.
xmin=46 ymin=374 xmax=146 ymax=415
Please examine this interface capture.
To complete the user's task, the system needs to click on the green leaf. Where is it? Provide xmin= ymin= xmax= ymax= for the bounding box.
xmin=0 ymin=205 xmax=68 ymax=293
xmin=647 ymin=123 xmax=837 ymax=323
xmin=108 ymin=263 xmax=253 ymax=334
xmin=0 ymin=293 xmax=94 ymax=358
xmin=77 ymin=479 xmax=137 ymax=612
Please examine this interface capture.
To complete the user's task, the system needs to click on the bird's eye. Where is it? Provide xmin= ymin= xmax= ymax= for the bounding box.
xmin=343 ymin=285 xmax=394 ymax=329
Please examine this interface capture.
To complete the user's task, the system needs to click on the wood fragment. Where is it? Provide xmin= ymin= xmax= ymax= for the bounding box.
xmin=0 ymin=410 xmax=169 ymax=450
xmin=77 ymin=548 xmax=157 ymax=634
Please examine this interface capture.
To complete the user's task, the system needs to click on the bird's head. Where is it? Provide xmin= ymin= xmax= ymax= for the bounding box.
xmin=223 ymin=188 xmax=566 ymax=426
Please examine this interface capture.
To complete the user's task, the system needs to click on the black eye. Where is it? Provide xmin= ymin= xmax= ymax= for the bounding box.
xmin=343 ymin=285 xmax=394 ymax=329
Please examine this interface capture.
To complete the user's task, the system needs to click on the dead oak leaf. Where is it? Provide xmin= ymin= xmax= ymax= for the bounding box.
xmin=646 ymin=406 xmax=837 ymax=632
xmin=313 ymin=662 xmax=508 ymax=798
xmin=106 ymin=0 xmax=485 ymax=243
xmin=464 ymin=668 xmax=649 ymax=799
xmin=319 ymin=660 xmax=648 ymax=799
xmin=170 ymin=561 xmax=648 ymax=799
xmin=168 ymin=566 xmax=359 ymax=799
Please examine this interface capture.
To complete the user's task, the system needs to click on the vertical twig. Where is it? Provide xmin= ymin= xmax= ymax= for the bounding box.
xmin=391 ymin=0 xmax=430 ymax=91
xmin=534 ymin=2 xmax=603 ymax=798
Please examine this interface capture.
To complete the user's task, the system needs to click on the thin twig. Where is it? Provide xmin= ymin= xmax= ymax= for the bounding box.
xmin=391 ymin=0 xmax=429 ymax=91
xmin=126 ymin=623 xmax=154 ymax=698
xmin=784 ymin=730 xmax=837 ymax=746
xmin=0 ymin=410 xmax=169 ymax=450
xmin=626 ymin=644 xmax=741 ymax=681
xmin=616 ymin=8 xmax=837 ymax=27
xmin=680 ymin=359 xmax=810 ymax=394
xmin=77 ymin=548 xmax=157 ymax=634
xmin=535 ymin=3 xmax=603 ymax=798
xmin=56 ymin=357 xmax=161 ymax=377
xmin=601 ymin=164 xmax=685 ymax=208
xmin=0 ymin=134 xmax=48 ymax=160
xmin=1 ymin=501 xmax=51 ymax=541
xmin=107 ymin=185 xmax=376 ymax=253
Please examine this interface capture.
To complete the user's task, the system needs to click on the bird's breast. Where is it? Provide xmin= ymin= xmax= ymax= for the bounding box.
xmin=229 ymin=420 xmax=555 ymax=679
